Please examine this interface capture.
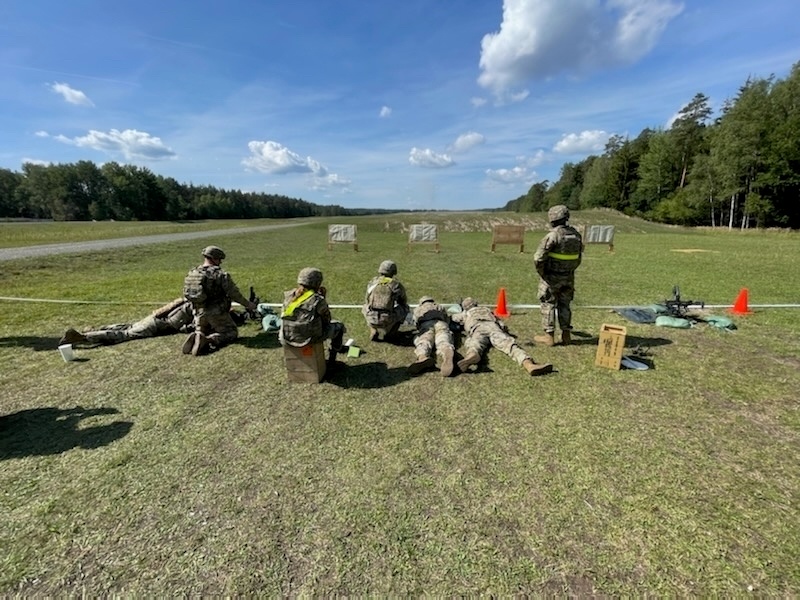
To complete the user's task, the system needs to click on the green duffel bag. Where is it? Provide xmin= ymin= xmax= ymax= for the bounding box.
xmin=655 ymin=315 xmax=692 ymax=329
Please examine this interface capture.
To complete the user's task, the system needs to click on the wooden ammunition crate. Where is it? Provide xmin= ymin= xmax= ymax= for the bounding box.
xmin=284 ymin=342 xmax=327 ymax=383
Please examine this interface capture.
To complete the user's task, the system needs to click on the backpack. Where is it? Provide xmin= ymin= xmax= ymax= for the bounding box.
xmin=184 ymin=267 xmax=216 ymax=306
xmin=368 ymin=278 xmax=395 ymax=311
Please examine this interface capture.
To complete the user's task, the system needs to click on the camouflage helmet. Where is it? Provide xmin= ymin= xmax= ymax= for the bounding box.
xmin=418 ymin=296 xmax=435 ymax=305
xmin=461 ymin=297 xmax=478 ymax=310
xmin=378 ymin=260 xmax=397 ymax=277
xmin=548 ymin=205 xmax=570 ymax=224
xmin=202 ymin=245 xmax=226 ymax=260
xmin=297 ymin=267 xmax=323 ymax=289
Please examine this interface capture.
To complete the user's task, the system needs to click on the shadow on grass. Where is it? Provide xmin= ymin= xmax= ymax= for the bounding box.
xmin=0 ymin=335 xmax=63 ymax=351
xmin=326 ymin=361 xmax=410 ymax=388
xmin=235 ymin=332 xmax=283 ymax=349
xmin=0 ymin=406 xmax=133 ymax=460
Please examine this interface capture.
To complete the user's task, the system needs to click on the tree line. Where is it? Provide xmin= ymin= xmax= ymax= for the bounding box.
xmin=0 ymin=161 xmax=381 ymax=221
xmin=503 ymin=62 xmax=800 ymax=229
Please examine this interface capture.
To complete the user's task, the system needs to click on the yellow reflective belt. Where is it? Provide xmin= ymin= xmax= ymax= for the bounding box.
xmin=282 ymin=290 xmax=314 ymax=317
xmin=548 ymin=252 xmax=580 ymax=260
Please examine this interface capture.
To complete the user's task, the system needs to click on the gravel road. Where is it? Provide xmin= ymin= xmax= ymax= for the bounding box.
xmin=0 ymin=221 xmax=309 ymax=261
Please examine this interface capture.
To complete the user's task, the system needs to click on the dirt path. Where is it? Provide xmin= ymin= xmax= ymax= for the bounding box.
xmin=0 ymin=221 xmax=310 ymax=261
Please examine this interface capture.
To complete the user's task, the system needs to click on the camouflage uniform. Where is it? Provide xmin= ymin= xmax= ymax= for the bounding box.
xmin=182 ymin=246 xmax=256 ymax=355
xmin=362 ymin=260 xmax=409 ymax=341
xmin=533 ymin=205 xmax=583 ymax=342
xmin=451 ymin=299 xmax=552 ymax=376
xmin=408 ymin=297 xmax=455 ymax=376
xmin=60 ymin=299 xmax=193 ymax=347
xmin=187 ymin=264 xmax=251 ymax=345
xmin=280 ymin=268 xmax=346 ymax=361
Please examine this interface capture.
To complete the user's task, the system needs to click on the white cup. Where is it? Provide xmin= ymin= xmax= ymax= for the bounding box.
xmin=58 ymin=343 xmax=76 ymax=362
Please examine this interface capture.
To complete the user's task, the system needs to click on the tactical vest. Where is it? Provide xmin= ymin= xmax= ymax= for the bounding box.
xmin=547 ymin=226 xmax=583 ymax=274
xmin=367 ymin=277 xmax=395 ymax=311
xmin=414 ymin=302 xmax=447 ymax=325
xmin=184 ymin=265 xmax=224 ymax=308
xmin=464 ymin=306 xmax=497 ymax=334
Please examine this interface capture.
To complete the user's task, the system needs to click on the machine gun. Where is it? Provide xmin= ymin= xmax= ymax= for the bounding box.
xmin=663 ymin=285 xmax=704 ymax=318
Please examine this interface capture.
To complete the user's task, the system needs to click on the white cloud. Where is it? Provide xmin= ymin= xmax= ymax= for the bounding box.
xmin=486 ymin=152 xmax=544 ymax=184
xmin=312 ymin=173 xmax=352 ymax=190
xmin=50 ymin=82 xmax=94 ymax=106
xmin=471 ymin=97 xmax=488 ymax=107
xmin=486 ymin=165 xmax=534 ymax=184
xmin=243 ymin=141 xmax=351 ymax=190
xmin=53 ymin=128 xmax=176 ymax=160
xmin=22 ymin=158 xmax=50 ymax=166
xmin=379 ymin=105 xmax=392 ymax=118
xmin=34 ymin=131 xmax=49 ymax=138
xmin=478 ymin=0 xmax=683 ymax=97
xmin=243 ymin=140 xmax=326 ymax=175
xmin=553 ymin=130 xmax=610 ymax=153
xmin=408 ymin=147 xmax=455 ymax=169
xmin=447 ymin=131 xmax=486 ymax=154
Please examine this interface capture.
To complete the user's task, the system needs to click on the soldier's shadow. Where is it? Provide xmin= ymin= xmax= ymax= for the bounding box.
xmin=326 ymin=361 xmax=410 ymax=388
xmin=0 ymin=335 xmax=62 ymax=351
xmin=236 ymin=333 xmax=283 ymax=349
xmin=0 ymin=406 xmax=133 ymax=459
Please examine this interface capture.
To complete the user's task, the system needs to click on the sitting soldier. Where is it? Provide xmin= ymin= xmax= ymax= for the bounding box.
xmin=450 ymin=297 xmax=553 ymax=376
xmin=280 ymin=267 xmax=346 ymax=368
xmin=362 ymin=259 xmax=410 ymax=342
xmin=182 ymin=245 xmax=257 ymax=356
xmin=408 ymin=296 xmax=456 ymax=377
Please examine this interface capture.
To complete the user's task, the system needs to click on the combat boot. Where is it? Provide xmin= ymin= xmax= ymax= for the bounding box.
xmin=182 ymin=332 xmax=196 ymax=354
xmin=191 ymin=332 xmax=209 ymax=356
xmin=522 ymin=358 xmax=553 ymax=376
xmin=457 ymin=351 xmax=481 ymax=371
xmin=60 ymin=328 xmax=88 ymax=346
xmin=560 ymin=330 xmax=572 ymax=346
xmin=439 ymin=347 xmax=455 ymax=377
xmin=407 ymin=356 xmax=435 ymax=375
xmin=534 ymin=332 xmax=555 ymax=347
xmin=369 ymin=327 xmax=379 ymax=342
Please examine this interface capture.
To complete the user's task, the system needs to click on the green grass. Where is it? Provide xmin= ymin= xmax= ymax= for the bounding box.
xmin=1 ymin=211 xmax=799 ymax=595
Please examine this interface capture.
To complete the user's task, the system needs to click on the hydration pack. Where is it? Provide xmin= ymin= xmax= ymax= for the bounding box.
xmin=368 ymin=278 xmax=394 ymax=311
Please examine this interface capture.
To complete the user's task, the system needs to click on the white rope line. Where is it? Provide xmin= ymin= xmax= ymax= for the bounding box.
xmin=2 ymin=296 xmax=798 ymax=310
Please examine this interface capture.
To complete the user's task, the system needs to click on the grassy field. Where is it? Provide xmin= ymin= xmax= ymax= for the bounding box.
xmin=1 ymin=211 xmax=799 ymax=595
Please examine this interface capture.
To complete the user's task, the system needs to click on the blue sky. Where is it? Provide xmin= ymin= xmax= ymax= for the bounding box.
xmin=1 ymin=0 xmax=798 ymax=211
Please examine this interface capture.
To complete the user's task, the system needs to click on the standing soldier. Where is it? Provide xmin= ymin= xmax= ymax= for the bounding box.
xmin=362 ymin=259 xmax=410 ymax=342
xmin=280 ymin=267 xmax=346 ymax=368
xmin=408 ymin=296 xmax=456 ymax=377
xmin=533 ymin=205 xmax=583 ymax=346
xmin=182 ymin=245 xmax=257 ymax=356
xmin=451 ymin=298 xmax=553 ymax=376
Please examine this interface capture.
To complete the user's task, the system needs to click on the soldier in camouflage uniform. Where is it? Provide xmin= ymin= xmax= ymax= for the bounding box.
xmin=408 ymin=296 xmax=456 ymax=377
xmin=533 ymin=205 xmax=583 ymax=346
xmin=451 ymin=298 xmax=553 ymax=376
xmin=59 ymin=298 xmax=194 ymax=347
xmin=280 ymin=267 xmax=346 ymax=367
xmin=181 ymin=245 xmax=257 ymax=356
xmin=362 ymin=260 xmax=410 ymax=342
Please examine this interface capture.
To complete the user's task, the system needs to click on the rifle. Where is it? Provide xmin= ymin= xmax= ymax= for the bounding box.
xmin=663 ymin=285 xmax=704 ymax=318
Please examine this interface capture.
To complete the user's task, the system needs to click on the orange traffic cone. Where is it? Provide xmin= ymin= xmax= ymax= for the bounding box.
xmin=729 ymin=288 xmax=753 ymax=315
xmin=494 ymin=287 xmax=510 ymax=318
